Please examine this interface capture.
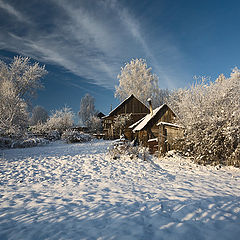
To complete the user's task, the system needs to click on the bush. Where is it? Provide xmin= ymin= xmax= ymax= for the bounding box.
xmin=44 ymin=130 xmax=60 ymax=141
xmin=46 ymin=106 xmax=74 ymax=134
xmin=0 ymin=137 xmax=13 ymax=148
xmin=29 ymin=105 xmax=76 ymax=141
xmin=11 ymin=137 xmax=49 ymax=148
xmin=168 ymin=68 xmax=240 ymax=167
xmin=61 ymin=130 xmax=92 ymax=143
xmin=29 ymin=124 xmax=60 ymax=141
xmin=108 ymin=139 xmax=150 ymax=161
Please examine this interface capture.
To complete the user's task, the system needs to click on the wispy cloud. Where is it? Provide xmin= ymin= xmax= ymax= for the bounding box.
xmin=0 ymin=0 xmax=184 ymax=89
xmin=109 ymin=2 xmax=184 ymax=88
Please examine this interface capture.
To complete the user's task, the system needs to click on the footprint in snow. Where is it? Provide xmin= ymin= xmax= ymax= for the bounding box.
xmin=103 ymin=187 xmax=111 ymax=192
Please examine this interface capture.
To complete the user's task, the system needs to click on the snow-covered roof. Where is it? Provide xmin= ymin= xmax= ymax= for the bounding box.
xmin=129 ymin=117 xmax=145 ymax=129
xmin=157 ymin=122 xmax=184 ymax=128
xmin=132 ymin=104 xmax=165 ymax=132
xmin=147 ymin=138 xmax=158 ymax=142
xmin=103 ymin=94 xmax=149 ymax=118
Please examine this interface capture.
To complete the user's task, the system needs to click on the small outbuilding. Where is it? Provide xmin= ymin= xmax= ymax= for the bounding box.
xmin=129 ymin=101 xmax=183 ymax=154
xmin=130 ymin=103 xmax=176 ymax=146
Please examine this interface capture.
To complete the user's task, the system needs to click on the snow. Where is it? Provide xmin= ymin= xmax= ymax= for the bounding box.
xmin=157 ymin=121 xmax=183 ymax=128
xmin=132 ymin=105 xmax=164 ymax=132
xmin=148 ymin=138 xmax=158 ymax=142
xmin=128 ymin=116 xmax=144 ymax=129
xmin=0 ymin=141 xmax=240 ymax=240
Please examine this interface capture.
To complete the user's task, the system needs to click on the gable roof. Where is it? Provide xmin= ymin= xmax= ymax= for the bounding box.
xmin=97 ymin=112 xmax=105 ymax=119
xmin=103 ymin=94 xmax=149 ymax=118
xmin=157 ymin=121 xmax=184 ymax=128
xmin=130 ymin=104 xmax=165 ymax=132
xmin=130 ymin=104 xmax=177 ymax=132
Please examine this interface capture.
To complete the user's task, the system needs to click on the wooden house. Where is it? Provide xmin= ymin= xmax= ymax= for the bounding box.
xmin=129 ymin=102 xmax=179 ymax=153
xmin=103 ymin=94 xmax=149 ymax=139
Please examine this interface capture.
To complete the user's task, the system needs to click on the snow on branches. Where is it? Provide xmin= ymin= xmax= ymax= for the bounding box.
xmin=168 ymin=68 xmax=240 ymax=166
xmin=115 ymin=58 xmax=169 ymax=108
xmin=0 ymin=56 xmax=47 ymax=136
xmin=113 ymin=114 xmax=132 ymax=138
xmin=30 ymin=106 xmax=74 ymax=138
xmin=79 ymin=93 xmax=97 ymax=127
xmin=46 ymin=106 xmax=74 ymax=133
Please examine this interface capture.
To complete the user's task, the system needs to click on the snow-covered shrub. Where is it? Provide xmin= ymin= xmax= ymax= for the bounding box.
xmin=113 ymin=114 xmax=132 ymax=138
xmin=29 ymin=123 xmax=60 ymax=141
xmin=88 ymin=116 xmax=103 ymax=132
xmin=44 ymin=130 xmax=60 ymax=141
xmin=29 ymin=122 xmax=47 ymax=134
xmin=137 ymin=146 xmax=151 ymax=161
xmin=61 ymin=130 xmax=92 ymax=143
xmin=108 ymin=139 xmax=150 ymax=161
xmin=227 ymin=144 xmax=240 ymax=167
xmin=168 ymin=68 xmax=240 ymax=167
xmin=46 ymin=106 xmax=74 ymax=134
xmin=108 ymin=139 xmax=130 ymax=159
xmin=11 ymin=137 xmax=49 ymax=148
xmin=29 ymin=106 xmax=74 ymax=139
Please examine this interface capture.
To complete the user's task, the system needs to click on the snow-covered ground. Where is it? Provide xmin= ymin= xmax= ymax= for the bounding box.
xmin=0 ymin=140 xmax=239 ymax=240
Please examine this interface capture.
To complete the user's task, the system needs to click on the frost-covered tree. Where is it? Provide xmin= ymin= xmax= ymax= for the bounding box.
xmin=168 ymin=68 xmax=240 ymax=166
xmin=0 ymin=56 xmax=47 ymax=135
xmin=88 ymin=116 xmax=102 ymax=132
xmin=30 ymin=106 xmax=74 ymax=136
xmin=78 ymin=94 xmax=97 ymax=127
xmin=113 ymin=114 xmax=132 ymax=138
xmin=30 ymin=105 xmax=49 ymax=125
xmin=115 ymin=58 xmax=169 ymax=108
xmin=46 ymin=106 xmax=74 ymax=133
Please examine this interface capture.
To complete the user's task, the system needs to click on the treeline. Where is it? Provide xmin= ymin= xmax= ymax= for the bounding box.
xmin=0 ymin=56 xmax=101 ymax=147
xmin=0 ymin=56 xmax=239 ymax=166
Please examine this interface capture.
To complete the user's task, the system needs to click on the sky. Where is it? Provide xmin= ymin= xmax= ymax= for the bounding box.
xmin=0 ymin=0 xmax=239 ymax=117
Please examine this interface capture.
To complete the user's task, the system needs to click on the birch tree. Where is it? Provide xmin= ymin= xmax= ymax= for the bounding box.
xmin=115 ymin=58 xmax=169 ymax=108
xmin=0 ymin=56 xmax=47 ymax=135
xmin=78 ymin=93 xmax=97 ymax=127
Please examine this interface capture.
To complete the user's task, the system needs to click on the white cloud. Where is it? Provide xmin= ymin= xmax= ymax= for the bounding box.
xmin=110 ymin=3 xmax=178 ymax=88
xmin=0 ymin=0 xmax=185 ymax=90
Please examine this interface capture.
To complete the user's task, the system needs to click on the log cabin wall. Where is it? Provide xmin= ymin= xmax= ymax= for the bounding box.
xmin=103 ymin=95 xmax=149 ymax=139
xmin=129 ymin=103 xmax=184 ymax=155
xmin=158 ymin=124 xmax=184 ymax=156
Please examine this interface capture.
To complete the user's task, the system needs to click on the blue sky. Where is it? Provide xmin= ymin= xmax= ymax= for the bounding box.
xmin=0 ymin=0 xmax=239 ymax=116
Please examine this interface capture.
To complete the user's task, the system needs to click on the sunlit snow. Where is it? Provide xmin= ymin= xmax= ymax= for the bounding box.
xmin=0 ymin=140 xmax=239 ymax=239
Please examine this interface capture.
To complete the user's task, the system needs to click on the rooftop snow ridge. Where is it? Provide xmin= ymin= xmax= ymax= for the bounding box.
xmin=132 ymin=104 xmax=165 ymax=132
